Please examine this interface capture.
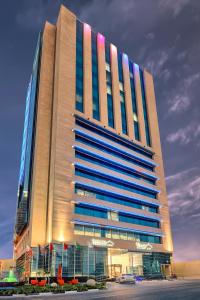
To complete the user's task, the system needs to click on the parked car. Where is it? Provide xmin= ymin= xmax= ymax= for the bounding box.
xmin=116 ymin=274 xmax=136 ymax=284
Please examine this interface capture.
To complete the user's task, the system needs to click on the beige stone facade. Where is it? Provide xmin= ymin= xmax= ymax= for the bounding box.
xmin=14 ymin=5 xmax=173 ymax=278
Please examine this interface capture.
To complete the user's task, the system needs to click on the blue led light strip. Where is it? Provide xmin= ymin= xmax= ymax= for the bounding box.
xmin=75 ymin=114 xmax=154 ymax=157
xmin=75 ymin=128 xmax=157 ymax=167
xmin=74 ymin=181 xmax=160 ymax=207
xmin=75 ymin=201 xmax=161 ymax=221
xmin=75 ymin=145 xmax=158 ymax=180
xmin=75 ymin=162 xmax=160 ymax=194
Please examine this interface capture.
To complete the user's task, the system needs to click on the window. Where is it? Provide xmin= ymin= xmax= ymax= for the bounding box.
xmin=75 ymin=204 xmax=107 ymax=219
xmin=75 ymin=168 xmax=157 ymax=199
xmin=139 ymin=69 xmax=151 ymax=147
xmin=84 ymin=226 xmax=94 ymax=236
xmin=75 ymin=150 xmax=156 ymax=185
xmin=108 ymin=211 xmax=119 ymax=221
xmin=74 ymin=224 xmax=162 ymax=244
xmin=76 ymin=21 xmax=84 ymax=112
xmin=119 ymin=214 xmax=159 ymax=228
xmin=105 ymin=43 xmax=115 ymax=128
xmin=75 ymin=133 xmax=154 ymax=171
xmin=75 ymin=116 xmax=153 ymax=159
xmin=92 ymin=32 xmax=100 ymax=120
xmin=119 ymin=82 xmax=124 ymax=91
xmin=112 ymin=230 xmax=119 ymax=239
xmin=74 ymin=203 xmax=160 ymax=229
xmin=129 ymin=61 xmax=140 ymax=141
xmin=118 ymin=53 xmax=127 ymax=135
xmin=107 ymin=85 xmax=112 ymax=95
xmin=106 ymin=63 xmax=110 ymax=72
xmin=75 ymin=185 xmax=158 ymax=213
xmin=74 ymin=224 xmax=84 ymax=235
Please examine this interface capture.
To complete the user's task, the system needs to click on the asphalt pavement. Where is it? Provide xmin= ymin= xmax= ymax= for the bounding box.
xmin=5 ymin=279 xmax=200 ymax=300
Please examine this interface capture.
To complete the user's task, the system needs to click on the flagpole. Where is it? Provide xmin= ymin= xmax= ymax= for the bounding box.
xmin=73 ymin=243 xmax=76 ymax=280
xmin=88 ymin=246 xmax=89 ymax=278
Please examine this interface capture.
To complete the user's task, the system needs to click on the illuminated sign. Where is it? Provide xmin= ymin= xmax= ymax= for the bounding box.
xmin=136 ymin=241 xmax=153 ymax=251
xmin=91 ymin=239 xmax=114 ymax=247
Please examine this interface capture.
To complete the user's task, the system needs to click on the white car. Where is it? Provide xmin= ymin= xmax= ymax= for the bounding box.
xmin=116 ymin=274 xmax=136 ymax=284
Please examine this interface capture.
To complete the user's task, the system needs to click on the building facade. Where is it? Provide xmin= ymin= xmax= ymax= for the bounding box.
xmin=14 ymin=5 xmax=173 ymax=279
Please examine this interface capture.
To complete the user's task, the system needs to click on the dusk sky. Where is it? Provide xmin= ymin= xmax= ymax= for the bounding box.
xmin=0 ymin=0 xmax=200 ymax=262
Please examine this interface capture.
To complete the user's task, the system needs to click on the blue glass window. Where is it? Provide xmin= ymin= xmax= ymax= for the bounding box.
xmin=105 ymin=42 xmax=115 ymax=128
xmin=75 ymin=184 xmax=158 ymax=213
xmin=119 ymin=213 xmax=159 ymax=228
xmin=92 ymin=32 xmax=100 ymax=120
xmin=74 ymin=224 xmax=162 ymax=244
xmin=118 ymin=53 xmax=127 ymax=135
xmin=129 ymin=62 xmax=140 ymax=141
xmin=75 ymin=116 xmax=153 ymax=159
xmin=75 ymin=167 xmax=157 ymax=199
xmin=75 ymin=204 xmax=107 ymax=219
xmin=75 ymin=150 xmax=155 ymax=185
xmin=75 ymin=133 xmax=154 ymax=172
xmin=76 ymin=21 xmax=84 ymax=112
xmin=16 ymin=34 xmax=41 ymax=234
xmin=139 ymin=69 xmax=151 ymax=147
xmin=74 ymin=204 xmax=159 ymax=228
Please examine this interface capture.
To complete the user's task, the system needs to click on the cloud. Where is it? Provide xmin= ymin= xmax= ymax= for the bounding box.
xmin=168 ymin=72 xmax=200 ymax=114
xmin=166 ymin=167 xmax=200 ymax=217
xmin=159 ymin=0 xmax=190 ymax=17
xmin=166 ymin=122 xmax=200 ymax=145
xmin=169 ymin=95 xmax=190 ymax=113
xmin=145 ymin=50 xmax=171 ymax=80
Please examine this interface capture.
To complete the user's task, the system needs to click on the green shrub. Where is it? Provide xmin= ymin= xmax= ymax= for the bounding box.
xmin=77 ymin=285 xmax=88 ymax=292
xmin=96 ymin=282 xmax=106 ymax=290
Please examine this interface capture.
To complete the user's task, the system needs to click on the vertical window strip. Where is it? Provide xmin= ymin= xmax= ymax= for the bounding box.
xmin=76 ymin=21 xmax=84 ymax=112
xmin=118 ymin=53 xmax=127 ymax=135
xmin=129 ymin=62 xmax=140 ymax=141
xmin=105 ymin=42 xmax=114 ymax=128
xmin=92 ymin=32 xmax=100 ymax=120
xmin=139 ymin=69 xmax=151 ymax=147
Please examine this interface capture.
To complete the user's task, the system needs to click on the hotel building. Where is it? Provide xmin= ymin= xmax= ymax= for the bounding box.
xmin=14 ymin=5 xmax=173 ymax=279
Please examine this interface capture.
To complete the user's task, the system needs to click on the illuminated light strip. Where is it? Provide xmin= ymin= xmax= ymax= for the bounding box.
xmin=73 ymin=219 xmax=164 ymax=237
xmin=74 ymin=128 xmax=157 ymax=167
xmin=97 ymin=33 xmax=105 ymax=45
xmin=84 ymin=23 xmax=91 ymax=31
xmin=75 ymin=162 xmax=160 ymax=194
xmin=74 ymin=114 xmax=154 ymax=158
xmin=74 ymin=181 xmax=160 ymax=207
xmin=74 ymin=145 xmax=158 ymax=181
xmin=74 ymin=201 xmax=161 ymax=221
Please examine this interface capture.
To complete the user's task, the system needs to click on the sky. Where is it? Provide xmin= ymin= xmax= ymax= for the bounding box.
xmin=0 ymin=0 xmax=200 ymax=262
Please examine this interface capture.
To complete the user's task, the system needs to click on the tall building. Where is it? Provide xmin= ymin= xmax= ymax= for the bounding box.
xmin=14 ymin=5 xmax=173 ymax=279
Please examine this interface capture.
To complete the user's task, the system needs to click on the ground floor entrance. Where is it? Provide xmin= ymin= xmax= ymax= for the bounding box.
xmin=16 ymin=244 xmax=172 ymax=280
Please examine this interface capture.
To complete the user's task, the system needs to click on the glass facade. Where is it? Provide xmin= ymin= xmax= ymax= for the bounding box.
xmin=91 ymin=32 xmax=100 ymax=120
xmin=129 ymin=61 xmax=140 ymax=141
xmin=76 ymin=20 xmax=84 ymax=112
xmin=118 ymin=53 xmax=128 ymax=135
xmin=75 ymin=185 xmax=158 ymax=213
xmin=75 ymin=150 xmax=155 ymax=184
xmin=139 ymin=69 xmax=151 ymax=147
xmin=15 ymin=34 xmax=41 ymax=235
xmin=105 ymin=43 xmax=114 ymax=128
xmin=74 ymin=204 xmax=160 ymax=228
xmin=74 ymin=224 xmax=161 ymax=244
xmin=75 ymin=134 xmax=154 ymax=171
xmin=75 ymin=167 xmax=157 ymax=199
xmin=75 ymin=116 xmax=153 ymax=158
